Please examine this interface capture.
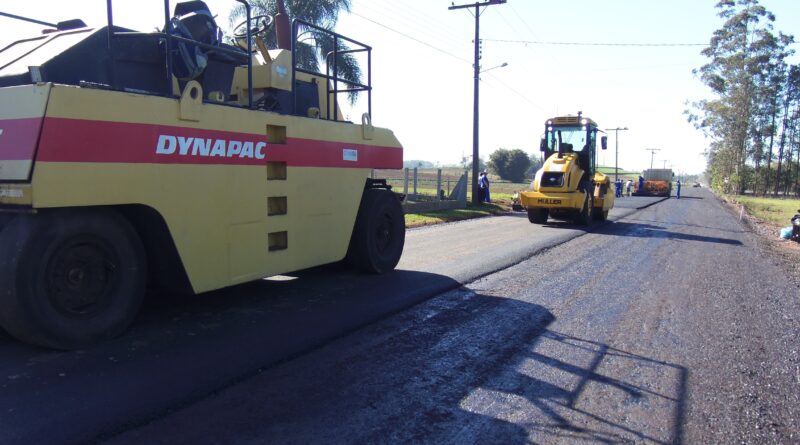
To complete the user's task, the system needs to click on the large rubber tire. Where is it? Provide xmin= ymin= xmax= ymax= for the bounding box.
xmin=593 ymin=208 xmax=609 ymax=221
xmin=346 ymin=189 xmax=405 ymax=274
xmin=575 ymin=192 xmax=593 ymax=226
xmin=527 ymin=208 xmax=548 ymax=224
xmin=0 ymin=209 xmax=146 ymax=350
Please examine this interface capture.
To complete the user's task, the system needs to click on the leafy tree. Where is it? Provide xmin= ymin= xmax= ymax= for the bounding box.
xmin=505 ymin=149 xmax=533 ymax=182
xmin=773 ymin=65 xmax=800 ymax=195
xmin=230 ymin=0 xmax=362 ymax=103
xmin=488 ymin=149 xmax=509 ymax=177
xmin=489 ymin=148 xmax=532 ymax=183
xmin=687 ymin=0 xmax=794 ymax=194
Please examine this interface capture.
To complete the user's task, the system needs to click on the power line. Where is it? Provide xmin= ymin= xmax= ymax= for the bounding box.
xmin=507 ymin=3 xmax=559 ymax=63
xmin=349 ymin=11 xmax=471 ymax=64
xmin=348 ymin=11 xmax=547 ymax=112
xmin=357 ymin=2 xmax=467 ymax=51
xmin=483 ymin=38 xmax=707 ymax=47
xmin=346 ymin=6 xmax=558 ymax=163
xmin=508 ymin=3 xmax=538 ymax=40
xmin=481 ymin=72 xmax=548 ymax=113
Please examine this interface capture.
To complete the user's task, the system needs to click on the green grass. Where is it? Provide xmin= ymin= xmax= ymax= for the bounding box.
xmin=596 ymin=166 xmax=641 ymax=177
xmin=728 ymin=195 xmax=800 ymax=226
xmin=405 ymin=202 xmax=509 ymax=228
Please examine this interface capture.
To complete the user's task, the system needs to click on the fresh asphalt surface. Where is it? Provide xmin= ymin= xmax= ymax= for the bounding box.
xmin=0 ymin=194 xmax=655 ymax=444
xmin=3 ymin=189 xmax=799 ymax=443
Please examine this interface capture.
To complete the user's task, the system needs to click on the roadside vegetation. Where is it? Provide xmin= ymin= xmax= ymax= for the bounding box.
xmin=405 ymin=202 xmax=509 ymax=228
xmin=727 ymin=195 xmax=800 ymax=226
xmin=687 ymin=0 xmax=798 ymax=198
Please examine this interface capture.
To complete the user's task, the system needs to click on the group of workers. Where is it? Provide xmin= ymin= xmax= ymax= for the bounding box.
xmin=614 ymin=178 xmax=634 ymax=198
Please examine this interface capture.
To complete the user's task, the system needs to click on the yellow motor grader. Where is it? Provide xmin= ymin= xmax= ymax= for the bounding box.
xmin=518 ymin=113 xmax=614 ymax=225
xmin=0 ymin=1 xmax=404 ymax=349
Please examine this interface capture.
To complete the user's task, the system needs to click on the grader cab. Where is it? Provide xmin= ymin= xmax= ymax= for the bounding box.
xmin=518 ymin=113 xmax=615 ymax=225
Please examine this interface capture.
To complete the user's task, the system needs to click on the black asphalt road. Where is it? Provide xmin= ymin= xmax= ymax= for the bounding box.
xmin=0 ymin=193 xmax=661 ymax=444
xmin=105 ymin=187 xmax=800 ymax=444
xmin=7 ymin=190 xmax=784 ymax=444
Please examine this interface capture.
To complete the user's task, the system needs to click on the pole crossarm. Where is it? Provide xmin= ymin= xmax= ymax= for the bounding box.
xmin=448 ymin=0 xmax=506 ymax=11
xmin=645 ymin=148 xmax=661 ymax=170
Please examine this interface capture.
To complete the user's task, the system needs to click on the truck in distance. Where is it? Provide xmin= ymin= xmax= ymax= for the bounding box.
xmin=635 ymin=169 xmax=673 ymax=197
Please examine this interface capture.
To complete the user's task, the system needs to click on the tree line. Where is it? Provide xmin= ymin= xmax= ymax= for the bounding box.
xmin=688 ymin=0 xmax=798 ymax=196
xmin=488 ymin=149 xmax=543 ymax=183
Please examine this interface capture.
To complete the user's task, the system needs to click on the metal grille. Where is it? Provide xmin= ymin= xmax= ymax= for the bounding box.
xmin=551 ymin=116 xmax=580 ymax=125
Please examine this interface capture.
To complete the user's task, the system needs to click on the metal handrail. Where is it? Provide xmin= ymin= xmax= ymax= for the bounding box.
xmin=291 ymin=19 xmax=371 ymax=121
xmin=105 ymin=0 xmax=254 ymax=107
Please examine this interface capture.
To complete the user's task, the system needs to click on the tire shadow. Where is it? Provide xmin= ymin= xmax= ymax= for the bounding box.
xmin=0 ymin=267 xmax=464 ymax=444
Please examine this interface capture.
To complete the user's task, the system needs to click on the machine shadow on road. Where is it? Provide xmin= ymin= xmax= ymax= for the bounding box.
xmin=459 ymin=329 xmax=689 ymax=444
xmin=93 ymin=289 xmax=686 ymax=444
xmin=0 ymin=268 xmax=466 ymax=444
xmin=625 ymin=217 xmax=748 ymax=234
xmin=594 ymin=222 xmax=743 ymax=246
xmin=157 ymin=290 xmax=687 ymax=444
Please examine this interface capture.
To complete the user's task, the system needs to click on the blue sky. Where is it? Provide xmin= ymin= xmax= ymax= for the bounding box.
xmin=2 ymin=0 xmax=798 ymax=174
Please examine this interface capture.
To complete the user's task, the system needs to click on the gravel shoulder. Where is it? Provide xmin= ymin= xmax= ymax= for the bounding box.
xmin=722 ymin=196 xmax=800 ymax=285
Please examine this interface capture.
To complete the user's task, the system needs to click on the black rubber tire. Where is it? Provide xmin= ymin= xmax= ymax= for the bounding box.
xmin=576 ymin=192 xmax=593 ymax=225
xmin=593 ymin=209 xmax=609 ymax=221
xmin=527 ymin=208 xmax=548 ymax=224
xmin=0 ymin=209 xmax=146 ymax=350
xmin=346 ymin=189 xmax=405 ymax=274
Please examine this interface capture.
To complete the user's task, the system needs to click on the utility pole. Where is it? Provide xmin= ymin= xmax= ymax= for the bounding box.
xmin=645 ymin=148 xmax=660 ymax=170
xmin=662 ymin=160 xmax=668 ymax=169
xmin=604 ymin=127 xmax=628 ymax=182
xmin=449 ymin=0 xmax=506 ymax=204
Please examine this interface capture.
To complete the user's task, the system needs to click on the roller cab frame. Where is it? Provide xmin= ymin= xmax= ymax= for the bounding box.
xmin=519 ymin=113 xmax=614 ymax=225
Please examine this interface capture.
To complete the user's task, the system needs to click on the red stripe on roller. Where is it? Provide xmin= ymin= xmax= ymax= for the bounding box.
xmin=36 ymin=117 xmax=402 ymax=168
xmin=0 ymin=117 xmax=44 ymax=160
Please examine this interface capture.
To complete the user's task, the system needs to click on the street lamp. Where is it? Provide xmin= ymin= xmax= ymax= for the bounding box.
xmin=604 ymin=127 xmax=628 ymax=182
xmin=480 ymin=62 xmax=508 ymax=76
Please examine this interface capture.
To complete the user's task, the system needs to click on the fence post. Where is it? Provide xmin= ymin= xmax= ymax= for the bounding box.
xmin=436 ymin=169 xmax=442 ymax=201
xmin=413 ymin=167 xmax=418 ymax=200
xmin=403 ymin=168 xmax=409 ymax=198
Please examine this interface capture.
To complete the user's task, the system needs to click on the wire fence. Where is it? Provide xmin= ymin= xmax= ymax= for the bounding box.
xmin=372 ymin=168 xmax=468 ymax=201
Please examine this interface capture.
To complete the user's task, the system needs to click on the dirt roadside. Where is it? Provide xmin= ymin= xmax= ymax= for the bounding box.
xmin=722 ymin=197 xmax=800 ymax=285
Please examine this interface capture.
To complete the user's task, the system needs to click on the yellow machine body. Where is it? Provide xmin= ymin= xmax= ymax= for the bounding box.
xmin=0 ymin=5 xmax=410 ymax=349
xmin=0 ymin=36 xmax=401 ymax=294
xmin=519 ymin=114 xmax=614 ymax=223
